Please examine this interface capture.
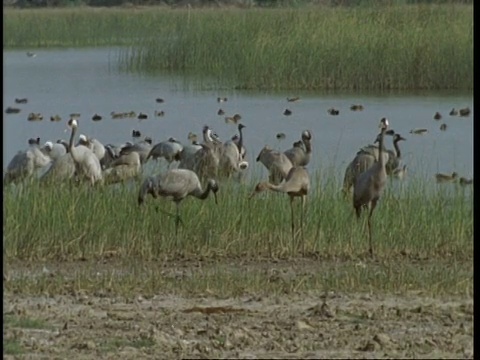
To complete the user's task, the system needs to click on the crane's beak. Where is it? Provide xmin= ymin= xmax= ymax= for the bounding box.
xmin=213 ymin=192 xmax=218 ymax=205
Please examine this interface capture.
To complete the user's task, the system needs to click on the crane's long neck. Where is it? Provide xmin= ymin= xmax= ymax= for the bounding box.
xmin=194 ymin=182 xmax=215 ymax=200
xmin=393 ymin=139 xmax=402 ymax=158
xmin=237 ymin=127 xmax=244 ymax=154
xmin=378 ymin=128 xmax=386 ymax=167
xmin=69 ymin=126 xmax=80 ymax=162
xmin=302 ymin=137 xmax=312 ymax=155
xmin=263 ymin=180 xmax=298 ymax=194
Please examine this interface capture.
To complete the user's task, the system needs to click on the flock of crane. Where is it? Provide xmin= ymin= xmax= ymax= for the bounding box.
xmin=3 ymin=100 xmax=473 ymax=255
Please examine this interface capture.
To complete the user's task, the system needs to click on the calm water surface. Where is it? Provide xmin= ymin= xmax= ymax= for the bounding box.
xmin=3 ymin=48 xmax=474 ymax=188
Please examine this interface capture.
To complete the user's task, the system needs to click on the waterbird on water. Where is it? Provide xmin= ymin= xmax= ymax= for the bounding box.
xmin=15 ymin=98 xmax=28 ymax=104
xmin=459 ymin=177 xmax=473 ymax=186
xmin=449 ymin=108 xmax=458 ymax=116
xmin=283 ymin=109 xmax=292 ymax=116
xmin=287 ymin=96 xmax=300 ymax=102
xmin=409 ymin=128 xmax=428 ymax=135
xmin=217 ymin=109 xmax=225 ymax=116
xmin=440 ymin=123 xmax=447 ymax=131
xmin=350 ymin=104 xmax=364 ymax=111
xmin=5 ymin=107 xmax=21 ymax=114
xmin=459 ymin=107 xmax=470 ymax=117
xmin=433 ymin=112 xmax=442 ymax=120
xmin=435 ymin=172 xmax=458 ymax=183
xmin=327 ymin=108 xmax=339 ymax=116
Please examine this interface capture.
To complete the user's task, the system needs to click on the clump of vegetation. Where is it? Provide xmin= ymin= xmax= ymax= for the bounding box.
xmin=4 ymin=5 xmax=473 ymax=90
xmin=3 ymin=174 xmax=473 ymax=261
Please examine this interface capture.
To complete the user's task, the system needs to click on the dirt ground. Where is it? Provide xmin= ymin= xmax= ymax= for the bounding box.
xmin=3 ymin=259 xmax=473 ymax=359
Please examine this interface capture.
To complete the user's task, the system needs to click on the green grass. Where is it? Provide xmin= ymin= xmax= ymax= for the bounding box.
xmin=3 ymin=174 xmax=473 ymax=261
xmin=3 ymin=339 xmax=24 ymax=355
xmin=3 ymin=5 xmax=473 ymax=90
xmin=4 ymin=172 xmax=472 ymax=297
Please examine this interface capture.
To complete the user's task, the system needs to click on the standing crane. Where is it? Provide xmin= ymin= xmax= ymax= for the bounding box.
xmin=249 ymin=166 xmax=310 ymax=255
xmin=138 ymin=168 xmax=219 ymax=236
xmin=353 ymin=117 xmax=389 ymax=256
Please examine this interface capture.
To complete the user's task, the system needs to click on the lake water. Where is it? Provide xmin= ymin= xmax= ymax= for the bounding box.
xmin=3 ymin=47 xmax=474 ymax=187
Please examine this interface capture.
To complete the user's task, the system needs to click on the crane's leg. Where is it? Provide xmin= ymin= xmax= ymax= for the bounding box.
xmin=300 ymin=195 xmax=306 ymax=256
xmin=290 ymin=197 xmax=295 ymax=253
xmin=174 ymin=202 xmax=182 ymax=238
xmin=367 ymin=199 xmax=378 ymax=256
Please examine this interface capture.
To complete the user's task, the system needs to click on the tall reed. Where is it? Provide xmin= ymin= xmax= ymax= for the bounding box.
xmin=4 ymin=5 xmax=473 ymax=90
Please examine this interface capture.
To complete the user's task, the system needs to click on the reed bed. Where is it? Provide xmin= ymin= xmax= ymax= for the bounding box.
xmin=4 ymin=5 xmax=473 ymax=90
xmin=3 ymin=174 xmax=473 ymax=262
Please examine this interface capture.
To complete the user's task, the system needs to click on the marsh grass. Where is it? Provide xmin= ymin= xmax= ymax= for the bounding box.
xmin=3 ymin=173 xmax=473 ymax=261
xmin=4 ymin=5 xmax=473 ymax=90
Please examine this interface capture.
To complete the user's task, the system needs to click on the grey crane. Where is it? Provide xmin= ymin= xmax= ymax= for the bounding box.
xmin=41 ymin=141 xmax=67 ymax=161
xmin=67 ymin=119 xmax=103 ymax=185
xmin=343 ymin=132 xmax=405 ymax=195
xmin=177 ymin=140 xmax=203 ymax=171
xmin=120 ymin=137 xmax=153 ymax=165
xmin=353 ymin=117 xmax=390 ymax=256
xmin=138 ymin=168 xmax=219 ymax=235
xmin=190 ymin=125 xmax=221 ymax=181
xmin=219 ymin=124 xmax=249 ymax=179
xmin=103 ymin=151 xmax=141 ymax=185
xmin=146 ymin=137 xmax=184 ymax=166
xmin=78 ymin=134 xmax=106 ymax=162
xmin=256 ymin=145 xmax=293 ymax=185
xmin=40 ymin=153 xmax=76 ymax=184
xmin=231 ymin=123 xmax=247 ymax=160
xmin=249 ymin=166 xmax=310 ymax=254
xmin=4 ymin=137 xmax=51 ymax=185
xmin=283 ymin=130 xmax=313 ymax=167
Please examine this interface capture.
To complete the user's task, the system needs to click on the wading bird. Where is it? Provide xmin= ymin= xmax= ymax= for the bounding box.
xmin=353 ymin=117 xmax=389 ymax=256
xmin=256 ymin=145 xmax=293 ymax=185
xmin=284 ymin=130 xmax=312 ymax=167
xmin=249 ymin=166 xmax=310 ymax=254
xmin=67 ymin=119 xmax=103 ymax=185
xmin=138 ymin=169 xmax=219 ymax=235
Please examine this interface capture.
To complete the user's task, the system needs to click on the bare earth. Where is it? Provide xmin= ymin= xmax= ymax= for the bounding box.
xmin=3 ymin=260 xmax=473 ymax=359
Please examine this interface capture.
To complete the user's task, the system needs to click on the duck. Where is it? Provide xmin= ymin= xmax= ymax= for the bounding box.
xmin=126 ymin=111 xmax=137 ymax=118
xmin=276 ymin=132 xmax=286 ymax=140
xmin=111 ymin=111 xmax=124 ymax=119
xmin=50 ymin=114 xmax=62 ymax=122
xmin=217 ymin=97 xmax=228 ymax=103
xmin=27 ymin=113 xmax=43 ymax=121
xmin=225 ymin=114 xmax=242 ymax=124
xmin=217 ymin=109 xmax=225 ymax=116
xmin=459 ymin=177 xmax=473 ymax=186
xmin=155 ymin=98 xmax=165 ymax=103
xmin=15 ymin=98 xmax=28 ymax=104
xmin=92 ymin=113 xmax=102 ymax=121
xmin=283 ymin=109 xmax=292 ymax=116
xmin=5 ymin=107 xmax=21 ymax=114
xmin=132 ymin=130 xmax=142 ymax=138
xmin=449 ymin=108 xmax=458 ymax=116
xmin=459 ymin=107 xmax=470 ymax=117
xmin=287 ymin=96 xmax=300 ymax=102
xmin=439 ymin=123 xmax=447 ymax=131
xmin=327 ymin=108 xmax=339 ymax=116
xmin=433 ymin=112 xmax=442 ymax=120
xmin=435 ymin=172 xmax=458 ymax=183
xmin=154 ymin=110 xmax=165 ymax=117
xmin=409 ymin=128 xmax=428 ymax=135
xmin=350 ymin=104 xmax=364 ymax=111
xmin=138 ymin=112 xmax=148 ymax=120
